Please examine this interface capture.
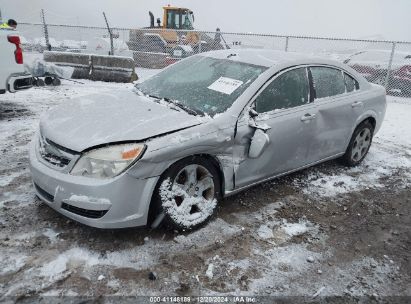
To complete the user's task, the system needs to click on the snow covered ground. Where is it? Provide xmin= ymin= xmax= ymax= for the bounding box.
xmin=0 ymin=73 xmax=410 ymax=300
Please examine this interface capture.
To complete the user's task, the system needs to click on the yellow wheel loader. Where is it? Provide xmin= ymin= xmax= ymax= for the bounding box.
xmin=128 ymin=6 xmax=227 ymax=68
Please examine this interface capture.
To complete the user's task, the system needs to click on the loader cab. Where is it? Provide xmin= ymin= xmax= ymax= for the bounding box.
xmin=163 ymin=7 xmax=195 ymax=30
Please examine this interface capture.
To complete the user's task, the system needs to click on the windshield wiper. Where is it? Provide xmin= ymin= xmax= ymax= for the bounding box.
xmin=148 ymin=94 xmax=161 ymax=100
xmin=163 ymin=97 xmax=204 ymax=116
xmin=141 ymin=93 xmax=204 ymax=116
xmin=133 ymin=86 xmax=145 ymax=96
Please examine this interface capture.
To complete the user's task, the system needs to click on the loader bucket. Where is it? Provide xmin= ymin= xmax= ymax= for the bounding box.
xmin=43 ymin=51 xmax=138 ymax=83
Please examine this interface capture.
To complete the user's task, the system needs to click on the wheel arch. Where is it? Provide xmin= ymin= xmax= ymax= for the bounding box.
xmin=354 ymin=115 xmax=377 ymax=130
xmin=160 ymin=153 xmax=226 ymax=197
xmin=342 ymin=113 xmax=377 ymax=152
xmin=360 ymin=116 xmax=376 ymax=130
xmin=354 ymin=111 xmax=377 ymax=132
xmin=340 ymin=114 xmax=375 ymax=167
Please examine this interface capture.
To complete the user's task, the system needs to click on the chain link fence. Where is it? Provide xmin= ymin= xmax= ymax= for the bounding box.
xmin=17 ymin=22 xmax=411 ymax=97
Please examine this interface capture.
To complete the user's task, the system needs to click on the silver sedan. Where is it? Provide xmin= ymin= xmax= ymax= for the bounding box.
xmin=29 ymin=49 xmax=386 ymax=230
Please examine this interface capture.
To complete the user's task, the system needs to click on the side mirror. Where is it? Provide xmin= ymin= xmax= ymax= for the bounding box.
xmin=249 ymin=129 xmax=270 ymax=159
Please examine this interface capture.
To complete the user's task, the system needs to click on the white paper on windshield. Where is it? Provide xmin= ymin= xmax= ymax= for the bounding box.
xmin=207 ymin=77 xmax=243 ymax=95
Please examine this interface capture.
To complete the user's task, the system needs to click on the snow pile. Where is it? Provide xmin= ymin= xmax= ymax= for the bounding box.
xmin=0 ymin=191 xmax=36 ymax=209
xmin=173 ymin=218 xmax=241 ymax=246
xmin=281 ymin=219 xmax=313 ymax=237
xmin=42 ymin=228 xmax=60 ymax=243
xmin=205 ymin=263 xmax=214 ymax=279
xmin=263 ymin=244 xmax=324 ymax=271
xmin=0 ymin=171 xmax=22 ymax=187
xmin=257 ymin=224 xmax=274 ymax=239
xmin=298 ymin=144 xmax=411 ymax=197
xmin=249 ymin=244 xmax=327 ymax=294
xmin=376 ymin=98 xmax=411 ymax=146
xmin=24 ymin=57 xmax=74 ymax=78
xmin=0 ymin=255 xmax=27 ymax=275
xmin=29 ymin=218 xmax=241 ymax=282
xmin=39 ymin=247 xmax=100 ymax=279
xmin=256 ymin=218 xmax=315 ymax=244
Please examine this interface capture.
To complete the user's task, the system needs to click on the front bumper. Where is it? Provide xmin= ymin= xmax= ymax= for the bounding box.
xmin=29 ymin=139 xmax=159 ymax=229
xmin=7 ymin=73 xmax=33 ymax=93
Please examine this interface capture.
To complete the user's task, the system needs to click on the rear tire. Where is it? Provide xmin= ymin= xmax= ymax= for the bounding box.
xmin=150 ymin=156 xmax=221 ymax=231
xmin=340 ymin=120 xmax=374 ymax=167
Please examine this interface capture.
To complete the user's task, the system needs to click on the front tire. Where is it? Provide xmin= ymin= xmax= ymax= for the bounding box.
xmin=150 ymin=156 xmax=221 ymax=231
xmin=340 ymin=120 xmax=374 ymax=166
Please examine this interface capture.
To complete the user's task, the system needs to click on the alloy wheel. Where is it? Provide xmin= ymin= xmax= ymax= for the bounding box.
xmin=351 ymin=128 xmax=371 ymax=162
xmin=160 ymin=164 xmax=216 ymax=227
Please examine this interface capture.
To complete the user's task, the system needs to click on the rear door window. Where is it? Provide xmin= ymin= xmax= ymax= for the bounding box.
xmin=255 ymin=67 xmax=309 ymax=113
xmin=344 ymin=73 xmax=359 ymax=92
xmin=310 ymin=66 xmax=346 ymax=99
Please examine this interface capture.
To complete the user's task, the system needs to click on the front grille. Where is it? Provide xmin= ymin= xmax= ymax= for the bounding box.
xmin=41 ymin=152 xmax=71 ymax=168
xmin=34 ymin=183 xmax=54 ymax=202
xmin=38 ymin=136 xmax=77 ymax=169
xmin=61 ymin=203 xmax=108 ymax=219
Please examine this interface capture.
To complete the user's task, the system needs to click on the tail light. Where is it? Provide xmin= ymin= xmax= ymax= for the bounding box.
xmin=7 ymin=35 xmax=23 ymax=64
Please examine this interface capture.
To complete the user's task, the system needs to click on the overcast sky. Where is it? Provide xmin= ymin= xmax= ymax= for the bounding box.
xmin=0 ymin=0 xmax=410 ymax=41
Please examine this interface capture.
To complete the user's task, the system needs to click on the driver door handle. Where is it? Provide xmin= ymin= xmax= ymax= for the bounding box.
xmin=301 ymin=113 xmax=316 ymax=122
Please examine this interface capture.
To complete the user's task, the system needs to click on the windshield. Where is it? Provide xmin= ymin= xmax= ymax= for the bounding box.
xmin=136 ymin=55 xmax=267 ymax=116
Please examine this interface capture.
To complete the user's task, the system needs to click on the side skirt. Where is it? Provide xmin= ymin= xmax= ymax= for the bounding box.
xmin=224 ymin=152 xmax=345 ymax=197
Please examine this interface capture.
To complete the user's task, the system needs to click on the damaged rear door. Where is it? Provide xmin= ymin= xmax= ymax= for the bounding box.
xmin=308 ymin=66 xmax=363 ymax=160
xmin=233 ymin=67 xmax=318 ymax=189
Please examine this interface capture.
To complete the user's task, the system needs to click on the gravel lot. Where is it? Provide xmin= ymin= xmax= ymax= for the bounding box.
xmin=0 ymin=75 xmax=410 ymax=302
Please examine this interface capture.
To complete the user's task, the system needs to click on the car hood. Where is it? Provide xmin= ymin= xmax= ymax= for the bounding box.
xmin=40 ymin=89 xmax=206 ymax=152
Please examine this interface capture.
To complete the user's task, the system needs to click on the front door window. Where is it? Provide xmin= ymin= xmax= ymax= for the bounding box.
xmin=255 ymin=67 xmax=309 ymax=113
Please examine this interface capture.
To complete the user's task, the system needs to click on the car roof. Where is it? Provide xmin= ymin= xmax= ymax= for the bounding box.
xmin=203 ymin=48 xmax=331 ymax=68
xmin=202 ymin=48 xmax=372 ymax=91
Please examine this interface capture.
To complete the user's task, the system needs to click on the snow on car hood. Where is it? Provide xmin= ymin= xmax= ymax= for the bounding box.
xmin=40 ymin=89 xmax=206 ymax=152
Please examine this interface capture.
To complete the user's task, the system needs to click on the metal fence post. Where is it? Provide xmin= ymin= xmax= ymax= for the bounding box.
xmin=198 ymin=31 xmax=202 ymax=54
xmin=41 ymin=9 xmax=51 ymax=51
xmin=285 ymin=36 xmax=289 ymax=52
xmin=103 ymin=12 xmax=114 ymax=56
xmin=385 ymin=42 xmax=396 ymax=89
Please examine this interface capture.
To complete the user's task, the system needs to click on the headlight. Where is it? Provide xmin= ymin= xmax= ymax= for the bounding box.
xmin=70 ymin=143 xmax=145 ymax=179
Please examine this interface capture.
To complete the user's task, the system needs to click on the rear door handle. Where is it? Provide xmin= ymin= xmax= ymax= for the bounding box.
xmin=301 ymin=113 xmax=317 ymax=122
xmin=351 ymin=101 xmax=363 ymax=108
